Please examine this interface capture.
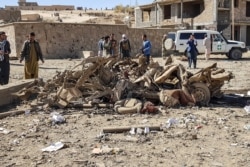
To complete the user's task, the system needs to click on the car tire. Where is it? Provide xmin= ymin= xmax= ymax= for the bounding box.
xmin=229 ymin=49 xmax=242 ymax=60
xmin=191 ymin=82 xmax=210 ymax=106
xmin=164 ymin=38 xmax=174 ymax=50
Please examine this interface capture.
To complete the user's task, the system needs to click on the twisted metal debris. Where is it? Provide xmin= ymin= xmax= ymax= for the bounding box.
xmin=14 ymin=55 xmax=233 ymax=112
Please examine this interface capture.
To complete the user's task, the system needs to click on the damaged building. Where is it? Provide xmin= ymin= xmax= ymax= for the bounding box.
xmin=135 ymin=0 xmax=250 ymax=46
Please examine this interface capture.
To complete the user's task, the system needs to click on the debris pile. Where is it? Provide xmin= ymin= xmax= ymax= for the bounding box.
xmin=14 ymin=55 xmax=233 ymax=113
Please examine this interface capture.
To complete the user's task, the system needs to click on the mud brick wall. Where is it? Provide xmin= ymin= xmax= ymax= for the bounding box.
xmin=0 ymin=10 xmax=21 ymax=22
xmin=5 ymin=5 xmax=74 ymax=11
xmin=0 ymin=22 xmax=174 ymax=59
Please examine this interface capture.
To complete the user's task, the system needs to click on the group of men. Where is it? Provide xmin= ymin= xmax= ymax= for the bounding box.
xmin=98 ymin=33 xmax=152 ymax=64
xmin=0 ymin=31 xmax=44 ymax=85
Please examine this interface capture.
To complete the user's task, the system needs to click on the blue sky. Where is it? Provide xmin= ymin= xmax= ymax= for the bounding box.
xmin=1 ymin=0 xmax=154 ymax=9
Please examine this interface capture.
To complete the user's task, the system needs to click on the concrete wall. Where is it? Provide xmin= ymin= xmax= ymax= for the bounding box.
xmin=21 ymin=14 xmax=41 ymax=21
xmin=0 ymin=10 xmax=21 ymax=22
xmin=0 ymin=23 xmax=174 ymax=59
xmin=233 ymin=0 xmax=250 ymax=22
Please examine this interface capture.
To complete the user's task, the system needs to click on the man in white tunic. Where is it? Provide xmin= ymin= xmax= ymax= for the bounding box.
xmin=203 ymin=34 xmax=211 ymax=61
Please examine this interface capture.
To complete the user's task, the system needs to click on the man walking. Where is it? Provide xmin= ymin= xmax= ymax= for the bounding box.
xmin=119 ymin=34 xmax=131 ymax=59
xmin=0 ymin=31 xmax=11 ymax=85
xmin=20 ymin=32 xmax=44 ymax=79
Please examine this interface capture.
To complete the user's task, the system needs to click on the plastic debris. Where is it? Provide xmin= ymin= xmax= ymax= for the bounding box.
xmin=136 ymin=128 xmax=143 ymax=134
xmin=144 ymin=127 xmax=150 ymax=134
xmin=0 ymin=127 xmax=14 ymax=134
xmin=244 ymin=124 xmax=250 ymax=130
xmin=25 ymin=110 xmax=31 ymax=115
xmin=244 ymin=105 xmax=250 ymax=114
xmin=51 ymin=112 xmax=65 ymax=124
xmin=129 ymin=127 xmax=136 ymax=135
xmin=166 ymin=118 xmax=179 ymax=128
xmin=41 ymin=142 xmax=64 ymax=152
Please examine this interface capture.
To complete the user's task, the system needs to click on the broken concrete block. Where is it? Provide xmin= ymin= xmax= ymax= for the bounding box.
xmin=0 ymin=79 xmax=34 ymax=106
xmin=77 ymin=51 xmax=94 ymax=58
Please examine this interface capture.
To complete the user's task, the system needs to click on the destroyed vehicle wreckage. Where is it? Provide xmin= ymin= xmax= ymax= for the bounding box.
xmin=15 ymin=55 xmax=233 ymax=113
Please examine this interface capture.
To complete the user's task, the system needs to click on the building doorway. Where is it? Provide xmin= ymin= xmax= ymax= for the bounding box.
xmin=233 ymin=25 xmax=240 ymax=41
xmin=247 ymin=26 xmax=250 ymax=46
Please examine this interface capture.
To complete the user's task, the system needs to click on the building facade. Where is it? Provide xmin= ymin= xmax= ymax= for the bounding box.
xmin=135 ymin=0 xmax=250 ymax=46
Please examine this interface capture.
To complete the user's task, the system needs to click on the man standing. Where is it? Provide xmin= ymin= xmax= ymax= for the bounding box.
xmin=119 ymin=34 xmax=131 ymax=59
xmin=203 ymin=34 xmax=211 ymax=61
xmin=141 ymin=34 xmax=152 ymax=64
xmin=98 ymin=36 xmax=104 ymax=56
xmin=0 ymin=31 xmax=11 ymax=85
xmin=110 ymin=33 xmax=117 ymax=56
xmin=20 ymin=32 xmax=44 ymax=79
xmin=102 ymin=35 xmax=111 ymax=57
xmin=186 ymin=34 xmax=198 ymax=69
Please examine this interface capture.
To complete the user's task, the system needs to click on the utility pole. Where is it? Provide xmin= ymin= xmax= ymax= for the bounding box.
xmin=135 ymin=0 xmax=138 ymax=7
xmin=231 ymin=0 xmax=234 ymax=40
xmin=181 ymin=0 xmax=183 ymax=26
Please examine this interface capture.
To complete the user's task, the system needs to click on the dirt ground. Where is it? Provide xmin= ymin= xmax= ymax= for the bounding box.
xmin=1 ymin=53 xmax=250 ymax=167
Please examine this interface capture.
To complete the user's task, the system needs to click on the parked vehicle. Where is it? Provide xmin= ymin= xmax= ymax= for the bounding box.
xmin=164 ymin=30 xmax=248 ymax=60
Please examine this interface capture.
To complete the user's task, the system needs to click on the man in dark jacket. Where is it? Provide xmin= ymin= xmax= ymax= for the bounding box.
xmin=20 ymin=32 xmax=44 ymax=79
xmin=119 ymin=34 xmax=131 ymax=59
xmin=0 ymin=31 xmax=11 ymax=85
xmin=186 ymin=34 xmax=198 ymax=69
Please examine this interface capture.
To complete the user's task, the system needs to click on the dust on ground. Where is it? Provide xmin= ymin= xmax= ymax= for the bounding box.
xmin=1 ymin=53 xmax=250 ymax=167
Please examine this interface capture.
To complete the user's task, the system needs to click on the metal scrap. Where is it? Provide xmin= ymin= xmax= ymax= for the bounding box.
xmin=14 ymin=55 xmax=233 ymax=110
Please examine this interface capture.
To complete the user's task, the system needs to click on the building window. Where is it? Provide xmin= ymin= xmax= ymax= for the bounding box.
xmin=142 ymin=8 xmax=151 ymax=22
xmin=164 ymin=5 xmax=171 ymax=19
xmin=234 ymin=0 xmax=239 ymax=8
xmin=246 ymin=2 xmax=250 ymax=17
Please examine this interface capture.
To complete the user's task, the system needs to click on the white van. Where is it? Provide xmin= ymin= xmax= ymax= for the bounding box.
xmin=165 ymin=30 xmax=248 ymax=60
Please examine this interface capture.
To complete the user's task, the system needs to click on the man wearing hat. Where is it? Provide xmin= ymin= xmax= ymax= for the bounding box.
xmin=0 ymin=31 xmax=11 ymax=85
xmin=119 ymin=34 xmax=131 ymax=59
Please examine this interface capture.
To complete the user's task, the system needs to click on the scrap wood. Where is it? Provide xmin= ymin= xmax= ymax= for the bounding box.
xmin=212 ymin=68 xmax=225 ymax=75
xmin=155 ymin=65 xmax=178 ymax=84
xmin=0 ymin=110 xmax=27 ymax=119
xmin=85 ymin=89 xmax=113 ymax=101
xmin=102 ymin=125 xmax=161 ymax=133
